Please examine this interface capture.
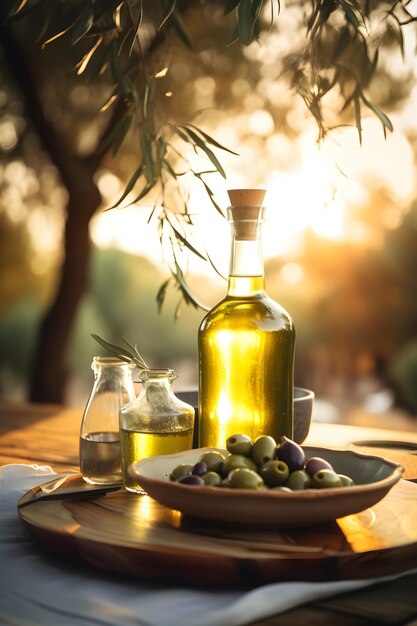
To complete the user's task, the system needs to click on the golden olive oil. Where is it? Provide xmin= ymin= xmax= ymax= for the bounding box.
xmin=79 ymin=432 xmax=122 ymax=484
xmin=199 ymin=276 xmax=295 ymax=448
xmin=120 ymin=426 xmax=194 ymax=493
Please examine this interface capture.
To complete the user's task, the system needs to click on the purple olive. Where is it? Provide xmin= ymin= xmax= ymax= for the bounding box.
xmin=191 ymin=461 xmax=208 ymax=476
xmin=276 ymin=436 xmax=305 ymax=473
xmin=305 ymin=456 xmax=334 ymax=477
xmin=175 ymin=475 xmax=205 ymax=486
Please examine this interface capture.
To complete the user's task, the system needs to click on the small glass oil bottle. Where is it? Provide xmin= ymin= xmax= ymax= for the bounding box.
xmin=80 ymin=357 xmax=136 ymax=485
xmin=119 ymin=368 xmax=195 ymax=493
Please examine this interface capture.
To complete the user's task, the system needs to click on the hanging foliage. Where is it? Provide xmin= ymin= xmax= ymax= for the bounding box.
xmin=5 ymin=0 xmax=416 ymax=307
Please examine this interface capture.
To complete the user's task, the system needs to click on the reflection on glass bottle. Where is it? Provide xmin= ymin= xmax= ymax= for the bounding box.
xmin=80 ymin=357 xmax=135 ymax=485
xmin=198 ymin=188 xmax=295 ymax=448
xmin=119 ymin=369 xmax=195 ymax=493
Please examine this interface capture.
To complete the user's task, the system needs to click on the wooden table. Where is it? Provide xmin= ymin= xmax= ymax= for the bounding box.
xmin=1 ymin=398 xmax=417 ymax=625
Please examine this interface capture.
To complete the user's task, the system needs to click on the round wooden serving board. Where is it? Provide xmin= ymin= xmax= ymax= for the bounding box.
xmin=18 ymin=476 xmax=417 ymax=587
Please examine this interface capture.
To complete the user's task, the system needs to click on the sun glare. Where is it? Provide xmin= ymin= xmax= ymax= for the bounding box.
xmin=91 ymin=204 xmax=164 ymax=265
xmin=90 ymin=116 xmax=415 ymax=280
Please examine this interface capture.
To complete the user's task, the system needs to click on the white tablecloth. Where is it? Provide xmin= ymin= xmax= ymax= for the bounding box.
xmin=1 ymin=464 xmax=416 ymax=626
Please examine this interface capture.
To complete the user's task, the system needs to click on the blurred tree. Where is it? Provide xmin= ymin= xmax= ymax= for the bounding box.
xmin=1 ymin=0 xmax=416 ymax=403
xmin=0 ymin=248 xmax=203 ymax=399
xmin=0 ymin=297 xmax=41 ymax=395
xmin=0 ymin=212 xmax=39 ymax=316
xmin=263 ymin=199 xmax=417 ymax=409
xmin=390 ymin=341 xmax=417 ymax=412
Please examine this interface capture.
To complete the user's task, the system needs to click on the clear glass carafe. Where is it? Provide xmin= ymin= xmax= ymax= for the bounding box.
xmin=198 ymin=188 xmax=296 ymax=448
xmin=80 ymin=357 xmax=136 ymax=485
xmin=119 ymin=368 xmax=195 ymax=493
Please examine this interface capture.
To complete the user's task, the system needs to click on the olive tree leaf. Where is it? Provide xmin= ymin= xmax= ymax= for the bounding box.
xmin=361 ymin=94 xmax=394 ymax=137
xmin=194 ymin=173 xmax=225 ymax=218
xmin=164 ymin=1 xmax=193 ymax=48
xmin=70 ymin=1 xmax=94 ymax=45
xmin=140 ymin=128 xmax=155 ymax=183
xmin=174 ymin=125 xmax=192 ymax=145
xmin=87 ymin=44 xmax=112 ymax=81
xmin=171 ymin=18 xmax=193 ymax=49
xmin=237 ymin=0 xmax=254 ymax=44
xmin=159 ymin=0 xmax=177 ymax=30
xmin=167 ymin=218 xmax=207 ymax=261
xmin=112 ymin=110 xmax=133 ymax=156
xmin=156 ymin=278 xmax=170 ymax=312
xmin=6 ymin=0 xmax=42 ymax=21
xmin=76 ymin=37 xmax=103 ymax=74
xmin=225 ymin=0 xmax=241 ymax=15
xmin=95 ymin=104 xmax=127 ymax=155
xmin=307 ymin=0 xmax=321 ymax=33
xmin=94 ymin=0 xmax=123 ymax=24
xmin=6 ymin=0 xmax=28 ymax=17
xmin=185 ymin=124 xmax=239 ymax=156
xmin=108 ymin=163 xmax=143 ymax=209
xmin=270 ymin=0 xmax=280 ymax=19
xmin=178 ymin=126 xmax=226 ymax=178
xmin=91 ymin=334 xmax=136 ymax=361
xmin=362 ymin=48 xmax=379 ymax=85
xmin=251 ymin=0 xmax=265 ymax=26
xmin=131 ymin=183 xmax=154 ymax=206
xmin=41 ymin=14 xmax=81 ymax=48
xmin=354 ymin=94 xmax=362 ymax=145
xmin=161 ymin=159 xmax=186 ymax=178
xmin=226 ymin=21 xmax=240 ymax=46
xmin=331 ymin=26 xmax=351 ymax=62
xmin=91 ymin=334 xmax=149 ymax=369
xmin=171 ymin=260 xmax=209 ymax=311
xmin=206 ymin=250 xmax=228 ymax=281
xmin=338 ymin=0 xmax=360 ymax=30
xmin=143 ymin=83 xmax=150 ymax=118
xmin=387 ymin=13 xmax=405 ymax=59
xmin=121 ymin=337 xmax=149 ymax=369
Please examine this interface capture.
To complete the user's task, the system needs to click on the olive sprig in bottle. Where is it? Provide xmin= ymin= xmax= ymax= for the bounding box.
xmin=91 ymin=334 xmax=149 ymax=372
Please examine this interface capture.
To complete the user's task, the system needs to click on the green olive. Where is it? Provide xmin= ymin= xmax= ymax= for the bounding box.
xmin=199 ymin=451 xmax=225 ymax=473
xmin=222 ymin=453 xmax=257 ymax=476
xmin=228 ymin=468 xmax=265 ymax=490
xmin=226 ymin=433 xmax=253 ymax=456
xmin=312 ymin=469 xmax=343 ymax=489
xmin=260 ymin=460 xmax=289 ymax=487
xmin=169 ymin=463 xmax=193 ymax=481
xmin=201 ymin=471 xmax=222 ymax=487
xmin=337 ymin=473 xmax=355 ymax=487
xmin=285 ymin=470 xmax=312 ymax=490
xmin=271 ymin=486 xmax=292 ymax=493
xmin=251 ymin=435 xmax=277 ymax=466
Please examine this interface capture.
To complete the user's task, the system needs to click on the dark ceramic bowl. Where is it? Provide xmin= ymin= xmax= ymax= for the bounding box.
xmin=130 ymin=445 xmax=402 ymax=526
xmin=177 ymin=386 xmax=314 ymax=446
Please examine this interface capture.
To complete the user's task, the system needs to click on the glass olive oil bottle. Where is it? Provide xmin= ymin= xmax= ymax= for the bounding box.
xmin=119 ymin=369 xmax=194 ymax=493
xmin=80 ymin=357 xmax=135 ymax=485
xmin=198 ymin=189 xmax=295 ymax=448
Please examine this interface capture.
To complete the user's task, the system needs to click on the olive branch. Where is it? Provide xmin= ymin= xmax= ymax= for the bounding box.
xmin=6 ymin=0 xmax=416 ymax=309
xmin=91 ymin=333 xmax=149 ymax=370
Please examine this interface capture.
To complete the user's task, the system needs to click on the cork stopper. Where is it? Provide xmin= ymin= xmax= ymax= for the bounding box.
xmin=227 ymin=189 xmax=266 ymax=240
xmin=227 ymin=189 xmax=266 ymax=206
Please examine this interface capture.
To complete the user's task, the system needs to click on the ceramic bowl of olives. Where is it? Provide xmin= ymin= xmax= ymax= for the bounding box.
xmin=177 ymin=387 xmax=314 ymax=445
xmin=129 ymin=435 xmax=403 ymax=527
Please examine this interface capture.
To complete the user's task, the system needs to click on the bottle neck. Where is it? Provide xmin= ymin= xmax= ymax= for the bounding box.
xmin=227 ymin=220 xmax=265 ymax=297
xmin=92 ymin=358 xmax=135 ymax=392
xmin=139 ymin=369 xmax=176 ymax=400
